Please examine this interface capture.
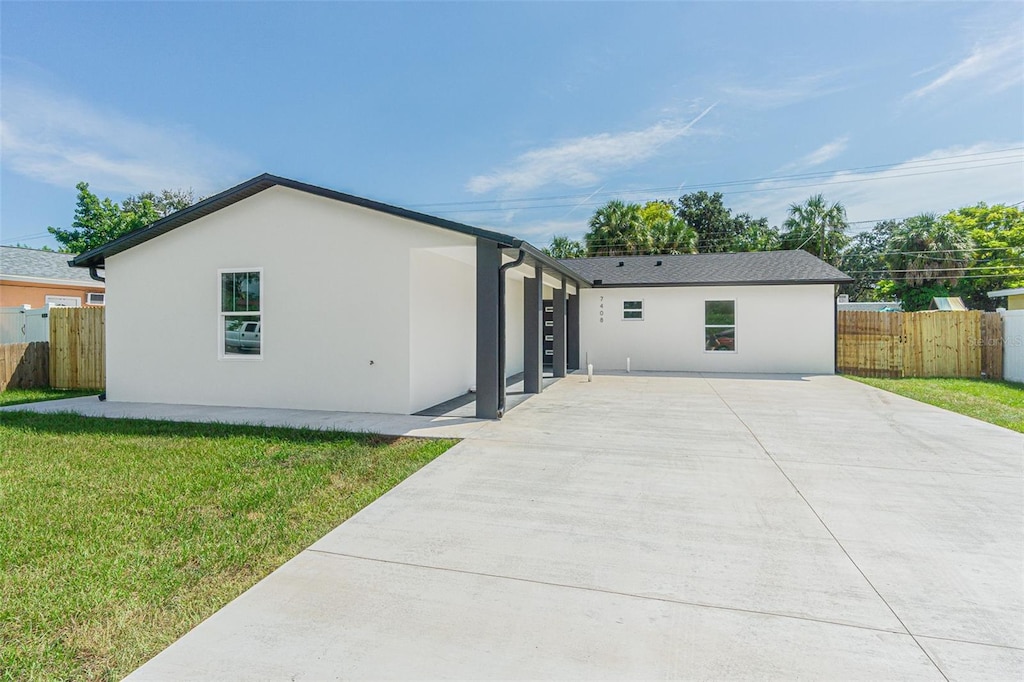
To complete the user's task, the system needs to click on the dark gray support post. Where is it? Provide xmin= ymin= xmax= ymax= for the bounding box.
xmin=552 ymin=276 xmax=567 ymax=378
xmin=476 ymin=239 xmax=500 ymax=419
xmin=567 ymin=288 xmax=580 ymax=371
xmin=523 ymin=265 xmax=543 ymax=393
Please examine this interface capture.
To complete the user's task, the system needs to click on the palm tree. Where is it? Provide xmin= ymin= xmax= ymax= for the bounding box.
xmin=544 ymin=235 xmax=586 ymax=259
xmin=642 ymin=201 xmax=698 ymax=254
xmin=585 ymin=200 xmax=646 ymax=256
xmin=781 ymin=194 xmax=850 ymax=264
xmin=883 ymin=214 xmax=974 ymax=285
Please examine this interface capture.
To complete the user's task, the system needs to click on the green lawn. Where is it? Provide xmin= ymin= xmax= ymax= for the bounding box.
xmin=847 ymin=376 xmax=1024 ymax=433
xmin=0 ymin=412 xmax=454 ymax=681
xmin=0 ymin=387 xmax=101 ymax=407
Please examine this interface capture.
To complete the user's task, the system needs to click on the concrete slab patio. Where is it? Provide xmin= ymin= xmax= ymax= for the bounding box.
xmin=99 ymin=373 xmax=1020 ymax=679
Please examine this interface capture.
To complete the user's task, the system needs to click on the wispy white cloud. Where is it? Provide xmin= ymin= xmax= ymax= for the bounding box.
xmin=719 ymin=73 xmax=847 ymax=109
xmin=908 ymin=31 xmax=1023 ymax=99
xmin=779 ymin=135 xmax=850 ymax=172
xmin=466 ymin=104 xmax=716 ymax=195
xmin=0 ymin=80 xmax=248 ymax=194
xmin=733 ymin=142 xmax=1024 ymax=229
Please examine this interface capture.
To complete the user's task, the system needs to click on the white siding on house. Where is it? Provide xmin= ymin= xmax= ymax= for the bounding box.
xmin=106 ymin=186 xmax=479 ymax=414
xmin=578 ymin=284 xmax=836 ymax=374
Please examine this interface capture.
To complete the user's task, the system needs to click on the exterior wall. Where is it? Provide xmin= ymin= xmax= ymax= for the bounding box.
xmin=1008 ymin=294 xmax=1023 ymax=311
xmin=579 ymin=284 xmax=836 ymax=374
xmin=408 ymin=248 xmax=476 ymax=412
xmin=505 ymin=273 xmax=525 ymax=378
xmin=106 ymin=186 xmax=476 ymax=414
xmin=0 ymin=280 xmax=104 ymax=309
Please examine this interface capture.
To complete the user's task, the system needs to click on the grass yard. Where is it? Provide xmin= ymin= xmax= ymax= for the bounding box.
xmin=0 ymin=412 xmax=454 ymax=681
xmin=848 ymin=376 xmax=1024 ymax=433
xmin=0 ymin=388 xmax=101 ymax=407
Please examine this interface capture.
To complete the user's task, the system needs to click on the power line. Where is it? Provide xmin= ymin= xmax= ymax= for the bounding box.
xmin=411 ymin=146 xmax=1024 ymax=209
xmin=438 ymin=159 xmax=1023 ymax=215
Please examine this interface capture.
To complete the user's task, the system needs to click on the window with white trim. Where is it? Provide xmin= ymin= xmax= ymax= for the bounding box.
xmin=622 ymin=300 xmax=643 ymax=320
xmin=86 ymin=292 xmax=105 ymax=306
xmin=705 ymin=300 xmax=735 ymax=352
xmin=220 ymin=269 xmax=262 ymax=358
xmin=45 ymin=295 xmax=81 ymax=307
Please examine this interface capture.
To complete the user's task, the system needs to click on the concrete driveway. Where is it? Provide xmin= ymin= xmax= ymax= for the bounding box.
xmin=129 ymin=373 xmax=1023 ymax=680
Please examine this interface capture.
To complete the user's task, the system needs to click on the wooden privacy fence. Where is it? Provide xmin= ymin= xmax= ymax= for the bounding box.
xmin=837 ymin=310 xmax=1003 ymax=379
xmin=0 ymin=342 xmax=49 ymax=391
xmin=49 ymin=307 xmax=105 ymax=389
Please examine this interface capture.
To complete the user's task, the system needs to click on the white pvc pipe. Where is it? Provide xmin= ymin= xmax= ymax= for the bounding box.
xmin=626 ymin=357 xmax=631 ymax=373
xmin=587 ymin=364 xmax=593 ymax=382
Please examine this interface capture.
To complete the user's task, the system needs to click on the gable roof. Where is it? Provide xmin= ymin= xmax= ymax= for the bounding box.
xmin=559 ymin=251 xmax=852 ymax=287
xmin=69 ymin=173 xmax=580 ymax=283
xmin=1 ymin=245 xmax=103 ymax=286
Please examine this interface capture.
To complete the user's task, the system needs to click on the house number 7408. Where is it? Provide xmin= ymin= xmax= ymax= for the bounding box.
xmin=599 ymin=296 xmax=604 ymax=322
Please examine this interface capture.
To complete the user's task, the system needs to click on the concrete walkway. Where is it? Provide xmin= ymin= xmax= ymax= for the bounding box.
xmin=0 ymin=395 xmax=490 ymax=439
xmin=103 ymin=373 xmax=1021 ymax=679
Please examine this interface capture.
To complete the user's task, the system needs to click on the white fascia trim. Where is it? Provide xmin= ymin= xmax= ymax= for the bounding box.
xmin=1 ymin=274 xmax=106 ymax=288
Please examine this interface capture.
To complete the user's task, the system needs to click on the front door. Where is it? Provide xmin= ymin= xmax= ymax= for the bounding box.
xmin=543 ymin=299 xmax=554 ymax=368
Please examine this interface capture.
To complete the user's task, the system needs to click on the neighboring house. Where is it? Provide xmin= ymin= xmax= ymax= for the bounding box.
xmin=70 ymin=174 xmax=851 ymax=417
xmin=564 ymin=252 xmax=850 ymax=374
xmin=988 ymin=287 xmax=1024 ymax=311
xmin=0 ymin=245 xmax=105 ymax=309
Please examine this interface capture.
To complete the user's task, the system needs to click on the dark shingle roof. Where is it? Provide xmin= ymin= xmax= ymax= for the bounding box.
xmin=559 ymin=251 xmax=852 ymax=287
xmin=0 ymin=246 xmax=99 ymax=284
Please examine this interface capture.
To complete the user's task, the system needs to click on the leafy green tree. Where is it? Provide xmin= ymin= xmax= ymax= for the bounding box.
xmin=730 ymin=214 xmax=780 ymax=252
xmin=781 ymin=194 xmax=849 ymax=265
xmin=943 ymin=203 xmax=1024 ymax=310
xmin=48 ymin=183 xmax=129 ymax=253
xmin=47 ymin=182 xmax=198 ymax=253
xmin=837 ymin=220 xmax=898 ymax=300
xmin=675 ymin=191 xmax=741 ymax=253
xmin=544 ymin=235 xmax=586 ymax=259
xmin=121 ymin=188 xmax=196 ymax=218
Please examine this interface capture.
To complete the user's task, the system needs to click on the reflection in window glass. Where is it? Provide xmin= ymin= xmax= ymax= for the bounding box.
xmin=220 ymin=270 xmax=261 ymax=357
xmin=221 ymin=272 xmax=260 ymax=312
xmin=223 ymin=316 xmax=261 ymax=355
xmin=623 ymin=300 xmax=643 ymax=320
xmin=705 ymin=300 xmax=735 ymax=352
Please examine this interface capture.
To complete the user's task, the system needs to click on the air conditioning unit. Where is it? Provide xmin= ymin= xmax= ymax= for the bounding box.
xmin=87 ymin=292 xmax=106 ymax=306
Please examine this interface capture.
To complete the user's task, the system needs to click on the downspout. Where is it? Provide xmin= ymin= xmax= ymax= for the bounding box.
xmin=90 ymin=263 xmax=107 ymax=402
xmin=497 ymin=247 xmax=526 ymax=416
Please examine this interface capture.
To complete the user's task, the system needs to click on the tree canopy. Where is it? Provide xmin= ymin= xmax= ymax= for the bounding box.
xmin=48 ymin=183 xmax=198 ymax=253
xmin=543 ymin=192 xmax=1019 ymax=312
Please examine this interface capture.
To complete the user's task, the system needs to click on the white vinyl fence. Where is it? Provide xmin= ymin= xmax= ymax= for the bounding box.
xmin=1002 ymin=310 xmax=1024 ymax=384
xmin=0 ymin=307 xmax=50 ymax=345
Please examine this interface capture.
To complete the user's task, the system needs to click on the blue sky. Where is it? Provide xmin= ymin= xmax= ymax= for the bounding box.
xmin=2 ymin=1 xmax=1022 ymax=250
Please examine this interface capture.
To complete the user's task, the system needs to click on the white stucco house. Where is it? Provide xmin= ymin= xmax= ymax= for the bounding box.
xmin=71 ymin=174 xmax=851 ymax=418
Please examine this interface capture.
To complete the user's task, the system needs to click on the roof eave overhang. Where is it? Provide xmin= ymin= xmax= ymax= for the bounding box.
xmin=590 ymin=278 xmax=853 ymax=288
xmin=70 ymin=174 xmax=538 ymax=271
